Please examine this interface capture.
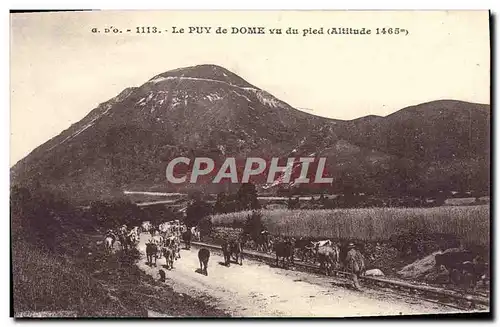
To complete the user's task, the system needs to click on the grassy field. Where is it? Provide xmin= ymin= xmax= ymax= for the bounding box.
xmin=211 ymin=205 xmax=490 ymax=247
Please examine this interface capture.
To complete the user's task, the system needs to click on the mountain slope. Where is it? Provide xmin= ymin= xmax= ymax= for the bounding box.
xmin=11 ymin=65 xmax=490 ymax=201
xmin=338 ymin=100 xmax=490 ymax=161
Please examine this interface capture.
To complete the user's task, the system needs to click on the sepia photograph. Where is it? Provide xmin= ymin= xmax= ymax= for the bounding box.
xmin=9 ymin=10 xmax=491 ymax=318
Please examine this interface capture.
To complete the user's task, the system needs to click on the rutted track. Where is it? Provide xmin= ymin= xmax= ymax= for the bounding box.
xmin=190 ymin=241 xmax=490 ymax=311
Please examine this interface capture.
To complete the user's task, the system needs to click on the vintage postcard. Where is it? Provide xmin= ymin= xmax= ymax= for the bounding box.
xmin=10 ymin=10 xmax=491 ymax=318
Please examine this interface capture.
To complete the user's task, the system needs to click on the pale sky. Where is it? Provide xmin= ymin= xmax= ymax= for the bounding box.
xmin=10 ymin=10 xmax=490 ymax=166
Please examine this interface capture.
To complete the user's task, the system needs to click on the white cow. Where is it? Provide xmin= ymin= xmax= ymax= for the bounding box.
xmin=158 ymin=222 xmax=173 ymax=236
xmin=128 ymin=228 xmax=139 ymax=246
xmin=313 ymin=240 xmax=333 ymax=248
xmin=191 ymin=226 xmax=201 ymax=241
xmin=142 ymin=221 xmax=153 ymax=234
xmin=152 ymin=235 xmax=164 ymax=245
xmin=104 ymin=236 xmax=115 ymax=252
xmin=131 ymin=226 xmax=140 ymax=235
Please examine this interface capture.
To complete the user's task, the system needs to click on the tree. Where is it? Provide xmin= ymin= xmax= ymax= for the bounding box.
xmin=198 ymin=216 xmax=213 ymax=239
xmin=11 ymin=186 xmax=68 ymax=252
xmin=236 ymin=182 xmax=260 ymax=211
xmin=214 ymin=192 xmax=229 ymax=214
xmin=185 ymin=199 xmax=212 ymax=228
xmin=287 ymin=196 xmax=300 ymax=210
xmin=242 ymin=210 xmax=265 ymax=240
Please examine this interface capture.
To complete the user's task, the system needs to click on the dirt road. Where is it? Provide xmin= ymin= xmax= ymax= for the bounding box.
xmin=136 ymin=233 xmax=465 ymax=317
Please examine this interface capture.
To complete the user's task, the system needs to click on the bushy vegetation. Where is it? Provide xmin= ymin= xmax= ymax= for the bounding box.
xmin=211 ymin=205 xmax=490 ymax=247
xmin=213 ymin=182 xmax=260 ymax=214
xmin=10 ymin=185 xmax=226 ymax=317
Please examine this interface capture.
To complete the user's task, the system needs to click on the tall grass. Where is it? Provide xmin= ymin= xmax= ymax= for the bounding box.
xmin=12 ymin=236 xmax=229 ymax=317
xmin=211 ymin=205 xmax=490 ymax=247
xmin=12 ymin=240 xmax=107 ymax=314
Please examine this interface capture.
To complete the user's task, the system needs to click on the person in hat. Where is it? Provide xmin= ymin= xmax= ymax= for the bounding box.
xmin=345 ymin=242 xmax=365 ymax=290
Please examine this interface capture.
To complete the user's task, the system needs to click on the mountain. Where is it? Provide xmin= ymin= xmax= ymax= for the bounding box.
xmin=11 ymin=64 xmax=490 ymax=201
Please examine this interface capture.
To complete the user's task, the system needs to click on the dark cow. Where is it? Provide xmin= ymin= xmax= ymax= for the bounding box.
xmin=182 ymin=228 xmax=193 ymax=250
xmin=459 ymin=259 xmax=488 ymax=290
xmin=294 ymin=237 xmax=316 ymax=262
xmin=435 ymin=250 xmax=476 ymax=283
xmin=274 ymin=238 xmax=295 ymax=269
xmin=435 ymin=251 xmax=487 ymax=287
xmin=159 ymin=269 xmax=166 ymax=282
xmin=198 ymin=248 xmax=210 ymax=276
xmin=343 ymin=243 xmax=366 ymax=290
xmin=221 ymin=239 xmax=243 ymax=267
xmin=146 ymin=242 xmax=158 ymax=267
xmin=317 ymin=244 xmax=341 ymax=276
xmin=116 ymin=226 xmax=130 ymax=252
xmin=230 ymin=240 xmax=243 ymax=265
xmin=256 ymin=230 xmax=271 ymax=253
xmin=221 ymin=241 xmax=232 ymax=267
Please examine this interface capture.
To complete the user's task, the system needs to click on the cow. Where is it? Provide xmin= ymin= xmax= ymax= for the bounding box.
xmin=158 ymin=222 xmax=173 ymax=237
xmin=171 ymin=220 xmax=182 ymax=237
xmin=314 ymin=239 xmax=332 ymax=247
xmin=115 ymin=225 xmax=130 ymax=251
xmin=128 ymin=229 xmax=139 ymax=247
xmin=317 ymin=244 xmax=341 ymax=276
xmin=435 ymin=250 xmax=476 ymax=278
xmin=435 ymin=251 xmax=487 ymax=287
xmin=460 ymin=259 xmax=489 ymax=291
xmin=104 ymin=235 xmax=115 ymax=252
xmin=162 ymin=247 xmax=175 ymax=270
xmin=146 ymin=241 xmax=159 ymax=267
xmin=221 ymin=241 xmax=232 ymax=267
xmin=343 ymin=243 xmax=366 ymax=290
xmin=191 ymin=226 xmax=201 ymax=241
xmin=142 ymin=221 xmax=153 ymax=235
xmin=152 ymin=235 xmax=164 ymax=245
xmin=130 ymin=226 xmax=140 ymax=236
xmin=222 ymin=240 xmax=243 ymax=266
xmin=149 ymin=235 xmax=163 ymax=257
xmin=182 ymin=228 xmax=193 ymax=250
xmin=294 ymin=237 xmax=316 ymax=262
xmin=256 ymin=230 xmax=271 ymax=253
xmin=231 ymin=240 xmax=244 ymax=265
xmin=311 ymin=239 xmax=333 ymax=261
xmin=274 ymin=238 xmax=295 ymax=269
xmin=159 ymin=269 xmax=166 ymax=282
xmin=267 ymin=238 xmax=275 ymax=254
xmin=165 ymin=235 xmax=181 ymax=260
xmin=119 ymin=224 xmax=128 ymax=235
xmin=116 ymin=226 xmax=136 ymax=251
xmin=198 ymin=248 xmax=210 ymax=276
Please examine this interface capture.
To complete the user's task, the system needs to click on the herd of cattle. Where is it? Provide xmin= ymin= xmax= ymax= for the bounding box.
xmin=224 ymin=233 xmax=367 ymax=289
xmin=240 ymin=230 xmax=488 ymax=291
xmin=103 ymin=222 xmax=488 ymax=292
